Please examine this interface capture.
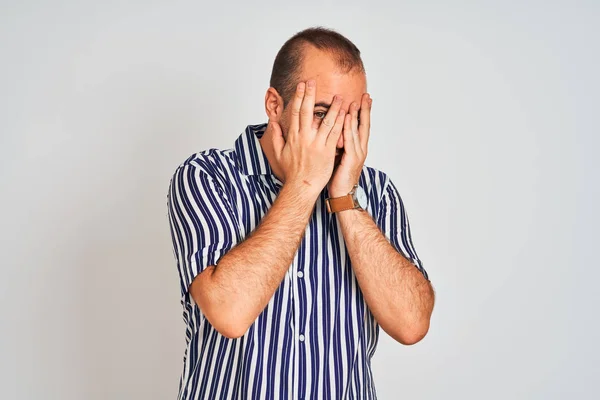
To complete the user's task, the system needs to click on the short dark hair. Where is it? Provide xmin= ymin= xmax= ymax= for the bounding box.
xmin=269 ymin=27 xmax=365 ymax=106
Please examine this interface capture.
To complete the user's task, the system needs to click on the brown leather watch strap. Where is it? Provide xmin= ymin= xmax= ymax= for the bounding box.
xmin=326 ymin=195 xmax=355 ymax=213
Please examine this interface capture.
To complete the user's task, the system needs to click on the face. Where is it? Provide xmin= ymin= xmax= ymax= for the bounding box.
xmin=274 ymin=46 xmax=367 ymax=165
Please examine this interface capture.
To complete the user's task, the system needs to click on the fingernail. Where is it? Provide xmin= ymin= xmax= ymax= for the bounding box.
xmin=307 ymin=80 xmax=315 ymax=88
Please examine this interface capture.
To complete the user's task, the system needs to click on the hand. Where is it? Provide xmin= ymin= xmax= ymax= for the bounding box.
xmin=327 ymin=93 xmax=372 ymax=197
xmin=271 ymin=80 xmax=346 ymax=197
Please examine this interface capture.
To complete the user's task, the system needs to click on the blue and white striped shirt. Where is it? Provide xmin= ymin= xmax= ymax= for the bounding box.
xmin=167 ymin=124 xmax=428 ymax=400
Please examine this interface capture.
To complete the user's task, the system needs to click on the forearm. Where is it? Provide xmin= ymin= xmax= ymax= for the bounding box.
xmin=195 ymin=182 xmax=317 ymax=337
xmin=337 ymin=209 xmax=434 ymax=344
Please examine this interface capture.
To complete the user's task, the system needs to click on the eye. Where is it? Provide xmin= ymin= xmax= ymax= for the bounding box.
xmin=314 ymin=111 xmax=326 ymax=120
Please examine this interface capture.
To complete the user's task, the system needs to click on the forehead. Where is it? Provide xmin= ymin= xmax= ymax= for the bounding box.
xmin=297 ymin=45 xmax=367 ymax=108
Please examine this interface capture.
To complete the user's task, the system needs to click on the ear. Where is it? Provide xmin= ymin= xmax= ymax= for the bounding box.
xmin=265 ymin=87 xmax=284 ymax=122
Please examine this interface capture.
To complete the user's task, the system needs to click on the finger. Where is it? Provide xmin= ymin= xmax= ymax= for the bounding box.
xmin=343 ymin=113 xmax=358 ymax=156
xmin=351 ymin=102 xmax=363 ymax=156
xmin=358 ymin=93 xmax=371 ymax=152
xmin=326 ymin=109 xmax=346 ymax=149
xmin=350 ymin=102 xmax=360 ymax=135
xmin=300 ymin=80 xmax=316 ymax=132
xmin=288 ymin=82 xmax=306 ymax=138
xmin=270 ymin=121 xmax=285 ymax=161
xmin=317 ymin=95 xmax=343 ymax=139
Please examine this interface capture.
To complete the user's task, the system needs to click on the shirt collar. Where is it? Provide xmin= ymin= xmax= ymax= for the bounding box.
xmin=234 ymin=123 xmax=274 ymax=176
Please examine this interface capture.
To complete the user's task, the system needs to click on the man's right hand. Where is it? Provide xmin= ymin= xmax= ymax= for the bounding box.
xmin=271 ymin=80 xmax=345 ymax=197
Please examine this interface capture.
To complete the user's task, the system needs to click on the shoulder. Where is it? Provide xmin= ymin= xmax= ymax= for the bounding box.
xmin=170 ymin=147 xmax=236 ymax=190
xmin=176 ymin=147 xmax=232 ymax=176
xmin=360 ymin=164 xmax=393 ymax=201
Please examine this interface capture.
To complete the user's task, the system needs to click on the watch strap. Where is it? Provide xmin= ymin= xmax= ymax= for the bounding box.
xmin=326 ymin=194 xmax=355 ymax=213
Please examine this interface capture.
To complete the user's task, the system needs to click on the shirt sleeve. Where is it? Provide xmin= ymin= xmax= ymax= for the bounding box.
xmin=167 ymin=163 xmax=241 ymax=297
xmin=376 ymin=178 xmax=429 ymax=281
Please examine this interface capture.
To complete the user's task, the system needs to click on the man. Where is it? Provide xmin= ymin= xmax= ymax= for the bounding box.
xmin=167 ymin=27 xmax=434 ymax=400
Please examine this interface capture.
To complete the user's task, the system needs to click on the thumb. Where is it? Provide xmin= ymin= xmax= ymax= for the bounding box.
xmin=270 ymin=121 xmax=285 ymax=160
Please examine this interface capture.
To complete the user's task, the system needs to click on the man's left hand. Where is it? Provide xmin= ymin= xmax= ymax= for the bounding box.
xmin=327 ymin=93 xmax=372 ymax=197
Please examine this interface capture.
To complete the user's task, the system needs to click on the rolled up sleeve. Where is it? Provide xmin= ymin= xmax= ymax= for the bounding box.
xmin=376 ymin=178 xmax=429 ymax=280
xmin=167 ymin=163 xmax=241 ymax=297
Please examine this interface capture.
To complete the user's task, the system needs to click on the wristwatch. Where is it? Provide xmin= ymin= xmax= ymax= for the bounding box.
xmin=325 ymin=184 xmax=368 ymax=213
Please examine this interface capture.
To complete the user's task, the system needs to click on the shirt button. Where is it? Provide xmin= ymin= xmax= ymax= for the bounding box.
xmin=299 ymin=334 xmax=305 ymax=342
xmin=297 ymin=271 xmax=304 ymax=278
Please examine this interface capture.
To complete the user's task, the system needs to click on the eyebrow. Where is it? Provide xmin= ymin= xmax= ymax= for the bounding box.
xmin=314 ymin=102 xmax=331 ymax=109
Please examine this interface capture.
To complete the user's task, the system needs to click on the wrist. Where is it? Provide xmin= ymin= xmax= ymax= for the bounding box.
xmin=328 ymin=178 xmax=360 ymax=199
xmin=328 ymin=183 xmax=357 ymax=198
xmin=328 ymin=189 xmax=351 ymax=198
xmin=284 ymin=178 xmax=323 ymax=199
xmin=280 ymin=180 xmax=320 ymax=209
xmin=326 ymin=183 xmax=369 ymax=214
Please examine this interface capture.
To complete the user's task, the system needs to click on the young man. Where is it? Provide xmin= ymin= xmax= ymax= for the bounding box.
xmin=168 ymin=27 xmax=434 ymax=400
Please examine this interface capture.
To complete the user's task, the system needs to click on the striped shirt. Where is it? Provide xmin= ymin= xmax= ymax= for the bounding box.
xmin=167 ymin=123 xmax=428 ymax=400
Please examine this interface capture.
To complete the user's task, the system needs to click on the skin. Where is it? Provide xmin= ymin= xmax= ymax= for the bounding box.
xmin=190 ymin=44 xmax=435 ymax=344
xmin=262 ymin=44 xmax=367 ymax=194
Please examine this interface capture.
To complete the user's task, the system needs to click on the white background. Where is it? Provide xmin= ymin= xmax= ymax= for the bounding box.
xmin=1 ymin=1 xmax=598 ymax=399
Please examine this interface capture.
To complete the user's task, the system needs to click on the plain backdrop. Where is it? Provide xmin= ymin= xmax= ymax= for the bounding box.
xmin=1 ymin=1 xmax=598 ymax=399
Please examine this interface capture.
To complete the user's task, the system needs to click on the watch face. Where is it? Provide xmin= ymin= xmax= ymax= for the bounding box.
xmin=355 ymin=186 xmax=368 ymax=209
